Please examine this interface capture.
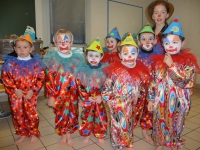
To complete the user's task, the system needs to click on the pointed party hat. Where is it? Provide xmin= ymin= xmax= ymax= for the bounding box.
xmin=19 ymin=34 xmax=33 ymax=44
xmin=120 ymin=33 xmax=138 ymax=48
xmin=163 ymin=17 xmax=185 ymax=37
xmin=107 ymin=27 xmax=121 ymax=41
xmin=138 ymin=24 xmax=154 ymax=34
xmin=86 ymin=37 xmax=103 ymax=53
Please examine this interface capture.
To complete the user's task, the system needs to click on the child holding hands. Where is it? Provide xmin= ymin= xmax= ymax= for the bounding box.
xmin=1 ymin=34 xmax=45 ymax=145
xmin=147 ymin=18 xmax=200 ymax=150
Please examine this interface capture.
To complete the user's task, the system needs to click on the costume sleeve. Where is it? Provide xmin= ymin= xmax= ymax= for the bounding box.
xmin=1 ymin=70 xmax=17 ymax=95
xmin=31 ymin=70 xmax=45 ymax=95
xmin=168 ymin=62 xmax=196 ymax=88
xmin=76 ymin=78 xmax=89 ymax=101
xmin=146 ymin=75 xmax=156 ymax=103
xmin=101 ymin=76 xmax=114 ymax=102
xmin=45 ymin=69 xmax=58 ymax=98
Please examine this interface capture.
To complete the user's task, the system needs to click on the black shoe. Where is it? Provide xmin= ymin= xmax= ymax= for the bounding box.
xmin=0 ymin=111 xmax=11 ymax=119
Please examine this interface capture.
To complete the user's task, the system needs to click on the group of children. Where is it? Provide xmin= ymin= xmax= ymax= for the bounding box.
xmin=1 ymin=0 xmax=200 ymax=150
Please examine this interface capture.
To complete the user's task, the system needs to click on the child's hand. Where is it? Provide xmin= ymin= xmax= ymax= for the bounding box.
xmin=164 ymin=53 xmax=173 ymax=67
xmin=95 ymin=96 xmax=102 ymax=104
xmin=25 ymin=90 xmax=33 ymax=99
xmin=88 ymin=96 xmax=95 ymax=102
xmin=48 ymin=97 xmax=55 ymax=107
xmin=147 ymin=101 xmax=154 ymax=112
xmin=15 ymin=89 xmax=24 ymax=98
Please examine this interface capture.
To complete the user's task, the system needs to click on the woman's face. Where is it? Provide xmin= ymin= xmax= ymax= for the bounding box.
xmin=152 ymin=4 xmax=169 ymax=25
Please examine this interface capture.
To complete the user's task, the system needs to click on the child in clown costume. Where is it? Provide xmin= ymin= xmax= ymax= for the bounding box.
xmin=136 ymin=24 xmax=157 ymax=143
xmin=1 ymin=34 xmax=45 ymax=145
xmin=147 ymin=18 xmax=200 ymax=150
xmin=76 ymin=37 xmax=108 ymax=144
xmin=102 ymin=33 xmax=150 ymax=150
xmin=101 ymin=27 xmax=121 ymax=63
xmin=43 ymin=29 xmax=83 ymax=146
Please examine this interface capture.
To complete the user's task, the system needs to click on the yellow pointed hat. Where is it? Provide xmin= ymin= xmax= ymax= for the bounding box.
xmin=120 ymin=33 xmax=138 ymax=48
xmin=86 ymin=37 xmax=103 ymax=53
xmin=19 ymin=34 xmax=33 ymax=44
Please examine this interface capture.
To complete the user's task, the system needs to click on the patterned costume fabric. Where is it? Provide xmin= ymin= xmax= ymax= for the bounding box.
xmin=76 ymin=63 xmax=108 ymax=139
xmin=137 ymin=34 xmax=165 ymax=131
xmin=101 ymin=51 xmax=120 ymax=64
xmin=1 ymin=55 xmax=45 ymax=137
xmin=43 ymin=50 xmax=84 ymax=135
xmin=147 ymin=52 xmax=199 ymax=148
xmin=102 ymin=61 xmax=150 ymax=149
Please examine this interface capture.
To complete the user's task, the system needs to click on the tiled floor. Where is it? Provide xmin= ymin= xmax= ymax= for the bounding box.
xmin=0 ymin=88 xmax=200 ymax=150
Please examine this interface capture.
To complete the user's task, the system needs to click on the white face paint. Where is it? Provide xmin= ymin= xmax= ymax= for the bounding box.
xmin=86 ymin=51 xmax=102 ymax=66
xmin=120 ymin=46 xmax=138 ymax=67
xmin=139 ymin=33 xmax=155 ymax=51
xmin=56 ymin=34 xmax=72 ymax=54
xmin=163 ymin=34 xmax=182 ymax=55
xmin=106 ymin=37 xmax=118 ymax=51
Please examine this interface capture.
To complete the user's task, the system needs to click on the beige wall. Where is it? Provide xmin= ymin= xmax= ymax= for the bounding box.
xmin=35 ymin=0 xmax=200 ymax=83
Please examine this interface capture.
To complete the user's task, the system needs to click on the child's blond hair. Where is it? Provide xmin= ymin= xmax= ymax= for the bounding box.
xmin=53 ymin=29 xmax=74 ymax=42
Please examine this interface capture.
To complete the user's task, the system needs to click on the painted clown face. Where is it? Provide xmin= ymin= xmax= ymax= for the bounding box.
xmin=55 ymin=34 xmax=72 ymax=54
xmin=86 ymin=51 xmax=103 ymax=66
xmin=120 ymin=45 xmax=138 ymax=67
xmin=106 ymin=37 xmax=118 ymax=52
xmin=139 ymin=33 xmax=156 ymax=51
xmin=162 ymin=34 xmax=183 ymax=55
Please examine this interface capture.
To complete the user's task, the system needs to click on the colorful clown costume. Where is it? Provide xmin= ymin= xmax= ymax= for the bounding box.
xmin=101 ymin=61 xmax=150 ymax=149
xmin=76 ymin=63 xmax=108 ymax=139
xmin=1 ymin=55 xmax=45 ymax=137
xmin=147 ymin=52 xmax=199 ymax=148
xmin=43 ymin=50 xmax=83 ymax=135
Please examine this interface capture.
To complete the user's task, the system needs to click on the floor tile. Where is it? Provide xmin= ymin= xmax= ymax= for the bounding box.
xmin=0 ymin=145 xmax=18 ymax=150
xmin=46 ymin=143 xmax=74 ymax=150
xmin=39 ymin=120 xmax=51 ymax=128
xmin=0 ymin=122 xmax=10 ymax=130
xmin=0 ymin=135 xmax=15 ymax=147
xmin=0 ymin=128 xmax=12 ymax=138
xmin=78 ymin=143 xmax=102 ymax=150
xmin=183 ymin=136 xmax=200 ymax=150
xmin=185 ymin=120 xmax=200 ymax=130
xmin=185 ymin=131 xmax=200 ymax=142
xmin=40 ymin=125 xmax=55 ymax=136
xmin=187 ymin=116 xmax=200 ymax=124
xmin=72 ymin=136 xmax=94 ymax=149
xmin=134 ymin=140 xmax=155 ymax=150
xmin=17 ymin=139 xmax=44 ymax=150
xmin=39 ymin=133 xmax=60 ymax=146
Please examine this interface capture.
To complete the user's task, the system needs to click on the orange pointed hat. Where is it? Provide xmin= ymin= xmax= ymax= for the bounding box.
xmin=19 ymin=34 xmax=33 ymax=44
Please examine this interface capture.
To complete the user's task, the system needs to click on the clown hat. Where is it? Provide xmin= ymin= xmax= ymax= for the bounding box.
xmin=18 ymin=34 xmax=33 ymax=44
xmin=86 ymin=37 xmax=103 ymax=53
xmin=120 ymin=33 xmax=138 ymax=48
xmin=163 ymin=17 xmax=185 ymax=37
xmin=138 ymin=24 xmax=154 ymax=35
xmin=147 ymin=0 xmax=174 ymax=22
xmin=106 ymin=27 xmax=121 ymax=41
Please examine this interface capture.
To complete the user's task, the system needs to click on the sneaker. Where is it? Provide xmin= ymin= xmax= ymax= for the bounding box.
xmin=0 ymin=111 xmax=11 ymax=119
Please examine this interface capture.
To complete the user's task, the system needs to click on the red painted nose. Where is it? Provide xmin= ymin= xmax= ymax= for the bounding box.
xmin=158 ymin=14 xmax=161 ymax=17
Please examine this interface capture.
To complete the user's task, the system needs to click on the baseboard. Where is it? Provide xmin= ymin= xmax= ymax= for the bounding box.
xmin=195 ymin=84 xmax=200 ymax=89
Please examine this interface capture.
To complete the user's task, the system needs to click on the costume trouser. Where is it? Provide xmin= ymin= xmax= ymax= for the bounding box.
xmin=109 ymin=102 xmax=134 ymax=149
xmin=79 ymin=101 xmax=107 ymax=139
xmin=140 ymin=99 xmax=153 ymax=130
xmin=10 ymin=95 xmax=40 ymax=137
xmin=54 ymin=95 xmax=79 ymax=135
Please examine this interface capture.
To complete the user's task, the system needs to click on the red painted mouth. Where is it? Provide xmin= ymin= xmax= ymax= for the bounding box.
xmin=166 ymin=47 xmax=178 ymax=52
xmin=59 ymin=46 xmax=69 ymax=51
xmin=90 ymin=61 xmax=98 ymax=65
xmin=124 ymin=58 xmax=135 ymax=63
xmin=107 ymin=45 xmax=114 ymax=48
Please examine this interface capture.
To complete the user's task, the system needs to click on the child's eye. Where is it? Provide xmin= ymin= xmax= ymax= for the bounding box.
xmin=164 ymin=42 xmax=169 ymax=45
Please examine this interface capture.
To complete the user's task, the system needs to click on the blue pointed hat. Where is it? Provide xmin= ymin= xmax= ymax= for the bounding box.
xmin=163 ymin=17 xmax=185 ymax=38
xmin=106 ymin=27 xmax=121 ymax=41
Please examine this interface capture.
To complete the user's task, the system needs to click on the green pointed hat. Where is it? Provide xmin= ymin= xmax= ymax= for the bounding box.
xmin=139 ymin=24 xmax=154 ymax=34
xmin=86 ymin=37 xmax=103 ymax=53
